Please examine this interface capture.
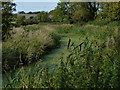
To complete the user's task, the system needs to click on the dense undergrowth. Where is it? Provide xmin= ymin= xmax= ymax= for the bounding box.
xmin=3 ymin=31 xmax=120 ymax=88
xmin=2 ymin=22 xmax=120 ymax=88
xmin=2 ymin=25 xmax=61 ymax=72
xmin=88 ymin=21 xmax=120 ymax=26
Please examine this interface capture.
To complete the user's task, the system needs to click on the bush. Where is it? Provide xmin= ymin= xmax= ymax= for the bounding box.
xmin=50 ymin=33 xmax=61 ymax=46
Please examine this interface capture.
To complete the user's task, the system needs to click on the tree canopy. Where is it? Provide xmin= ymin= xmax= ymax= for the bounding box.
xmin=2 ymin=1 xmax=16 ymax=40
xmin=98 ymin=2 xmax=120 ymax=21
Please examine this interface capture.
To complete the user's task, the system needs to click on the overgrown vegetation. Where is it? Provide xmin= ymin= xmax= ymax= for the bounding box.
xmin=2 ymin=2 xmax=16 ymax=40
xmin=2 ymin=1 xmax=120 ymax=89
xmin=2 ymin=24 xmax=120 ymax=88
xmin=2 ymin=25 xmax=60 ymax=72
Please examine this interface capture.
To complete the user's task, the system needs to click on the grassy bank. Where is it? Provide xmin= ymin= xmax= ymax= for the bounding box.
xmin=2 ymin=24 xmax=61 ymax=72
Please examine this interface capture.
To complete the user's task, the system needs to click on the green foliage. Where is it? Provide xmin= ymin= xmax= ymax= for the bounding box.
xmin=49 ymin=2 xmax=119 ymax=23
xmin=50 ymin=2 xmax=99 ymax=23
xmin=107 ymin=21 xmax=120 ymax=27
xmin=88 ymin=21 xmax=109 ymax=26
xmin=15 ymin=15 xmax=39 ymax=27
xmin=36 ymin=11 xmax=50 ymax=22
xmin=50 ymin=33 xmax=61 ymax=46
xmin=55 ymin=36 xmax=119 ymax=88
xmin=18 ymin=11 xmax=25 ymax=14
xmin=2 ymin=25 xmax=60 ymax=72
xmin=98 ymin=2 xmax=120 ymax=21
xmin=2 ymin=23 xmax=120 ymax=88
xmin=2 ymin=1 xmax=120 ymax=88
xmin=3 ymin=34 xmax=120 ymax=88
xmin=16 ymin=15 xmax=26 ymax=27
xmin=88 ymin=21 xmax=120 ymax=26
xmin=2 ymin=2 xmax=16 ymax=40
xmin=55 ymin=25 xmax=73 ymax=34
xmin=71 ymin=2 xmax=98 ymax=22
xmin=24 ymin=17 xmax=39 ymax=25
xmin=50 ymin=9 xmax=69 ymax=23
xmin=55 ymin=24 xmax=116 ymax=43
xmin=10 ymin=2 xmax=120 ymax=27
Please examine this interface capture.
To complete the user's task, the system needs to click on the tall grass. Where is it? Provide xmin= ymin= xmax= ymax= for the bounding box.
xmin=88 ymin=21 xmax=120 ymax=26
xmin=3 ymin=33 xmax=120 ymax=88
xmin=55 ymin=24 xmax=117 ymax=43
xmin=3 ymin=24 xmax=120 ymax=88
xmin=2 ymin=25 xmax=60 ymax=72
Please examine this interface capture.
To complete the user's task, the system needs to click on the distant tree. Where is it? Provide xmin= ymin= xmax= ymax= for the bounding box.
xmin=16 ymin=15 xmax=25 ymax=26
xmin=50 ymin=2 xmax=70 ymax=23
xmin=25 ymin=11 xmax=41 ymax=14
xmin=34 ymin=11 xmax=40 ymax=14
xmin=37 ymin=11 xmax=50 ymax=22
xmin=50 ymin=2 xmax=99 ymax=23
xmin=18 ymin=11 xmax=25 ymax=14
xmin=49 ymin=9 xmax=64 ymax=22
xmin=27 ymin=11 xmax=33 ymax=14
xmin=31 ymin=17 xmax=39 ymax=24
xmin=24 ymin=17 xmax=39 ymax=25
xmin=69 ymin=2 xmax=99 ymax=22
xmin=2 ymin=1 xmax=16 ymax=40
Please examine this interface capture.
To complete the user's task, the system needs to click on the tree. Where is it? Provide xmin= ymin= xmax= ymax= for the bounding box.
xmin=50 ymin=9 xmax=65 ymax=23
xmin=18 ymin=11 xmax=25 ymax=14
xmin=27 ymin=11 xmax=33 ymax=14
xmin=50 ymin=2 xmax=99 ymax=23
xmin=98 ymin=2 xmax=120 ymax=21
xmin=36 ymin=11 xmax=50 ymax=22
xmin=16 ymin=15 xmax=25 ymax=26
xmin=69 ymin=2 xmax=99 ymax=22
xmin=49 ymin=2 xmax=70 ymax=23
xmin=2 ymin=1 xmax=16 ymax=40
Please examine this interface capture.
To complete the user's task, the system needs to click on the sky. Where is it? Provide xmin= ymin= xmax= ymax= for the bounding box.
xmin=13 ymin=0 xmax=59 ymax=13
xmin=14 ymin=0 xmax=60 ymax=2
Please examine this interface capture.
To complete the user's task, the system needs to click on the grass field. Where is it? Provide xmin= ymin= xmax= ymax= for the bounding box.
xmin=2 ymin=23 xmax=120 ymax=88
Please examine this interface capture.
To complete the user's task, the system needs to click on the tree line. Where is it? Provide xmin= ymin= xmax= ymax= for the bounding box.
xmin=1 ymin=1 xmax=120 ymax=40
